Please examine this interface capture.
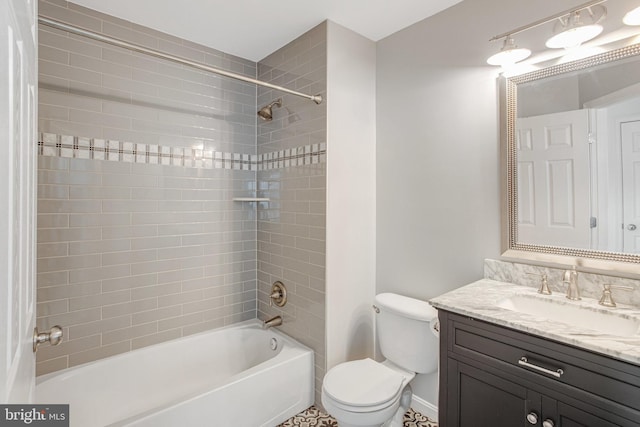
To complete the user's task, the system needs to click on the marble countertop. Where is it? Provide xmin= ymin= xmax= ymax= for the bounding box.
xmin=430 ymin=279 xmax=640 ymax=366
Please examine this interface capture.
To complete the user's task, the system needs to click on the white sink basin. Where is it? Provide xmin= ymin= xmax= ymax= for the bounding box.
xmin=497 ymin=294 xmax=640 ymax=337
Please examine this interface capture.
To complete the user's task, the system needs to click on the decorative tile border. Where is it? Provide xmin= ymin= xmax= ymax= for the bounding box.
xmin=38 ymin=133 xmax=326 ymax=171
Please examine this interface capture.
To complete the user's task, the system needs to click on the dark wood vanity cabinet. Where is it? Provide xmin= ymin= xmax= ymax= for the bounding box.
xmin=438 ymin=310 xmax=640 ymax=427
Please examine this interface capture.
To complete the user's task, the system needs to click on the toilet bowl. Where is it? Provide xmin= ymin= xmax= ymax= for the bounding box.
xmin=321 ymin=293 xmax=439 ymax=427
xmin=322 ymin=358 xmax=415 ymax=427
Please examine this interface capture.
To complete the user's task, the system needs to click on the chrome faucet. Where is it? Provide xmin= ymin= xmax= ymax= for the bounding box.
xmin=562 ymin=266 xmax=581 ymax=300
xmin=262 ymin=315 xmax=282 ymax=329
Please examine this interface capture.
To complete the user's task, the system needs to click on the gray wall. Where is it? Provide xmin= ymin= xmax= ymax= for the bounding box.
xmin=376 ymin=1 xmax=502 ymax=302
xmin=256 ymin=22 xmax=327 ymax=404
xmin=375 ymin=1 xmax=501 ymax=406
xmin=36 ymin=0 xmax=258 ymax=375
xmin=375 ymin=0 xmax=590 ymax=408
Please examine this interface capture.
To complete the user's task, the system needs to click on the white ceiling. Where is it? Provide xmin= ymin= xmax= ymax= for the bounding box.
xmin=67 ymin=0 xmax=463 ymax=61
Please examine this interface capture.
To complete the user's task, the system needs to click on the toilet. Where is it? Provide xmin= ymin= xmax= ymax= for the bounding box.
xmin=321 ymin=293 xmax=439 ymax=427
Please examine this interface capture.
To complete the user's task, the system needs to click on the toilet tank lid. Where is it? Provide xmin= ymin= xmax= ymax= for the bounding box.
xmin=375 ymin=293 xmax=437 ymax=322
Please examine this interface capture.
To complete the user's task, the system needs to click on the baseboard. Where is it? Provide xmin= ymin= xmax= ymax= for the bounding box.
xmin=411 ymin=395 xmax=438 ymax=422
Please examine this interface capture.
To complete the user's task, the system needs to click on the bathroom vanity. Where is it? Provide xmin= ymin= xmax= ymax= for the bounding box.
xmin=431 ymin=278 xmax=640 ymax=427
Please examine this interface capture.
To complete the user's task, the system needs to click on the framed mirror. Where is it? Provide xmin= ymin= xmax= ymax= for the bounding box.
xmin=503 ymin=43 xmax=640 ymax=268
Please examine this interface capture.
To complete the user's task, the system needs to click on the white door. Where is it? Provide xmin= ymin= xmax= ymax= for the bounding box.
xmin=516 ymin=110 xmax=592 ymax=248
xmin=1 ymin=0 xmax=38 ymax=402
xmin=622 ymin=120 xmax=640 ymax=253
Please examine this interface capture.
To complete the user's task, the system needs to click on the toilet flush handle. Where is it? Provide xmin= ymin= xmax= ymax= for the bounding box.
xmin=372 ymin=305 xmax=380 ymax=313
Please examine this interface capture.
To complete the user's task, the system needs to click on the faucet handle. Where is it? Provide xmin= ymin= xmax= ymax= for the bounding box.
xmin=599 ymin=284 xmax=633 ymax=308
xmin=527 ymin=273 xmax=551 ymax=295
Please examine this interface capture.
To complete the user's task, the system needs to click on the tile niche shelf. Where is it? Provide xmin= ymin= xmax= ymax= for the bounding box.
xmin=232 ymin=197 xmax=270 ymax=202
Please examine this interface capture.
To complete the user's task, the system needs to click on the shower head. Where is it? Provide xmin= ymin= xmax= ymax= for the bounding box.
xmin=257 ymin=98 xmax=282 ymax=121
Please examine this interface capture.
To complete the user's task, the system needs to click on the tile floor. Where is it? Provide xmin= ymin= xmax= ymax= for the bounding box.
xmin=279 ymin=406 xmax=438 ymax=427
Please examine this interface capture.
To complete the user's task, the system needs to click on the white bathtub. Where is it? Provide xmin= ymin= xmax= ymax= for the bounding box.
xmin=36 ymin=320 xmax=314 ymax=427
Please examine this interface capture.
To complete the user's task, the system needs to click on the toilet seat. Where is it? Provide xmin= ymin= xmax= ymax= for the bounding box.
xmin=322 ymin=358 xmax=406 ymax=413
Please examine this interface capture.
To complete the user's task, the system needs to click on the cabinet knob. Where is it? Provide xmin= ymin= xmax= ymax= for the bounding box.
xmin=526 ymin=412 xmax=538 ymax=424
xmin=542 ymin=419 xmax=555 ymax=427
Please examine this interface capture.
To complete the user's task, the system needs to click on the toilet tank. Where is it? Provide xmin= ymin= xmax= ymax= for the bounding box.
xmin=375 ymin=293 xmax=439 ymax=374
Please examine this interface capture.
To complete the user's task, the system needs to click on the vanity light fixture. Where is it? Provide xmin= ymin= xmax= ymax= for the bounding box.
xmin=486 ymin=36 xmax=531 ymax=66
xmin=487 ymin=0 xmax=607 ymax=66
xmin=624 ymin=6 xmax=640 ymax=26
xmin=545 ymin=6 xmax=606 ymax=49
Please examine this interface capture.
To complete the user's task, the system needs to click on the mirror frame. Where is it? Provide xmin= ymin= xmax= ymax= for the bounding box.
xmin=502 ymin=42 xmax=640 ymax=272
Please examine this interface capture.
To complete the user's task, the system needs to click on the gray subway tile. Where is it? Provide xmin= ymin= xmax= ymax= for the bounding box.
xmin=157 ymin=312 xmax=203 ymax=331
xmin=39 ymin=199 xmax=102 ymax=214
xmin=101 ymin=273 xmax=158 ymax=292
xmin=38 ymin=281 xmax=101 ymax=302
xmin=101 ymin=322 xmax=157 ymax=346
xmin=157 ymin=289 xmax=202 ymax=308
xmin=40 ymin=60 xmax=102 ymax=86
xmin=68 ymin=341 xmax=131 ymax=367
xmin=102 ymin=225 xmax=158 ymax=239
xmin=69 ymin=264 xmax=131 ymax=284
xmin=37 ymin=299 xmax=69 ymax=317
xmin=37 ymin=227 xmax=101 ymax=243
xmin=69 ymin=290 xmax=131 ymax=311
xmin=69 ymin=239 xmax=130 ymax=255
xmin=37 ymin=242 xmax=69 ymax=258
xmin=36 ymin=334 xmax=100 ymax=362
xmin=37 ymin=271 xmax=70 ymax=288
xmin=131 ymin=328 xmax=181 ymax=351
xmin=37 ymin=307 xmax=101 ymax=329
xmin=69 ymin=53 xmax=132 ymax=78
xmin=131 ymin=282 xmax=181 ymax=301
xmin=101 ymin=249 xmax=157 ymax=266
xmin=37 ymin=254 xmax=101 ymax=273
xmin=102 ymin=298 xmax=157 ymax=319
xmin=36 ymin=356 xmax=68 ymax=376
xmin=68 ymin=316 xmax=131 ymax=340
xmin=132 ymin=305 xmax=181 ymax=325
xmin=69 ymin=213 xmax=131 ymax=228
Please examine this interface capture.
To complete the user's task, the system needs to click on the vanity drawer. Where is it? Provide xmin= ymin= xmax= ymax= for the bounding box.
xmin=443 ymin=311 xmax=640 ymax=414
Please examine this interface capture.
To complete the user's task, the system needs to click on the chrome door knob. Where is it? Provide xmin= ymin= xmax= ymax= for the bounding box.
xmin=526 ymin=412 xmax=539 ymax=424
xmin=33 ymin=325 xmax=63 ymax=352
xmin=542 ymin=419 xmax=555 ymax=427
xmin=627 ymin=224 xmax=637 ymax=231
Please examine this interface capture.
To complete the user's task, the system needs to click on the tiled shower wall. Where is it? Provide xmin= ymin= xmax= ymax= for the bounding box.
xmin=256 ymin=22 xmax=328 ymax=403
xmin=36 ymin=0 xmax=258 ymax=375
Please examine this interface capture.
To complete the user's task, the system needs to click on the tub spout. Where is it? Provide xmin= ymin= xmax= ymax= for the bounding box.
xmin=263 ymin=315 xmax=282 ymax=329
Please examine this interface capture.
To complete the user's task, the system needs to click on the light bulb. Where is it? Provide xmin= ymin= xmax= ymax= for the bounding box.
xmin=623 ymin=6 xmax=640 ymax=25
xmin=487 ymin=37 xmax=531 ymax=66
xmin=546 ymin=24 xmax=603 ymax=49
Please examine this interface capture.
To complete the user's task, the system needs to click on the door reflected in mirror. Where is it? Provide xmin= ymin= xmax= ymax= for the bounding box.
xmin=506 ymin=44 xmax=640 ymax=263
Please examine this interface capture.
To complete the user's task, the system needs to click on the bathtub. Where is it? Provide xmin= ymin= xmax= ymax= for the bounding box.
xmin=36 ymin=320 xmax=314 ymax=427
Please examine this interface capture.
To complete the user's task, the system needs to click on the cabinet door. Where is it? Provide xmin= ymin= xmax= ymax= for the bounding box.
xmin=448 ymin=359 xmax=539 ymax=427
xmin=552 ymin=401 xmax=623 ymax=427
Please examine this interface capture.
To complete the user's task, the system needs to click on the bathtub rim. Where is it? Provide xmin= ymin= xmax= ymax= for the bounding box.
xmin=36 ymin=319 xmax=312 ymax=385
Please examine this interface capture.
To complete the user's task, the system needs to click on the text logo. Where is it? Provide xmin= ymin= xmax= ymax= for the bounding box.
xmin=0 ymin=405 xmax=68 ymax=426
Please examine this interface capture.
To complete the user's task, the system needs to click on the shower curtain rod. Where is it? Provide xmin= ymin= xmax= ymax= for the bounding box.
xmin=38 ymin=16 xmax=323 ymax=105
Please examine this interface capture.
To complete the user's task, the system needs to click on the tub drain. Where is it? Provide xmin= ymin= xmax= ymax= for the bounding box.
xmin=270 ymin=337 xmax=278 ymax=351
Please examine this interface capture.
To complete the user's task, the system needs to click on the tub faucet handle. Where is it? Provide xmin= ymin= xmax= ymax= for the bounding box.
xmin=269 ymin=281 xmax=287 ymax=307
